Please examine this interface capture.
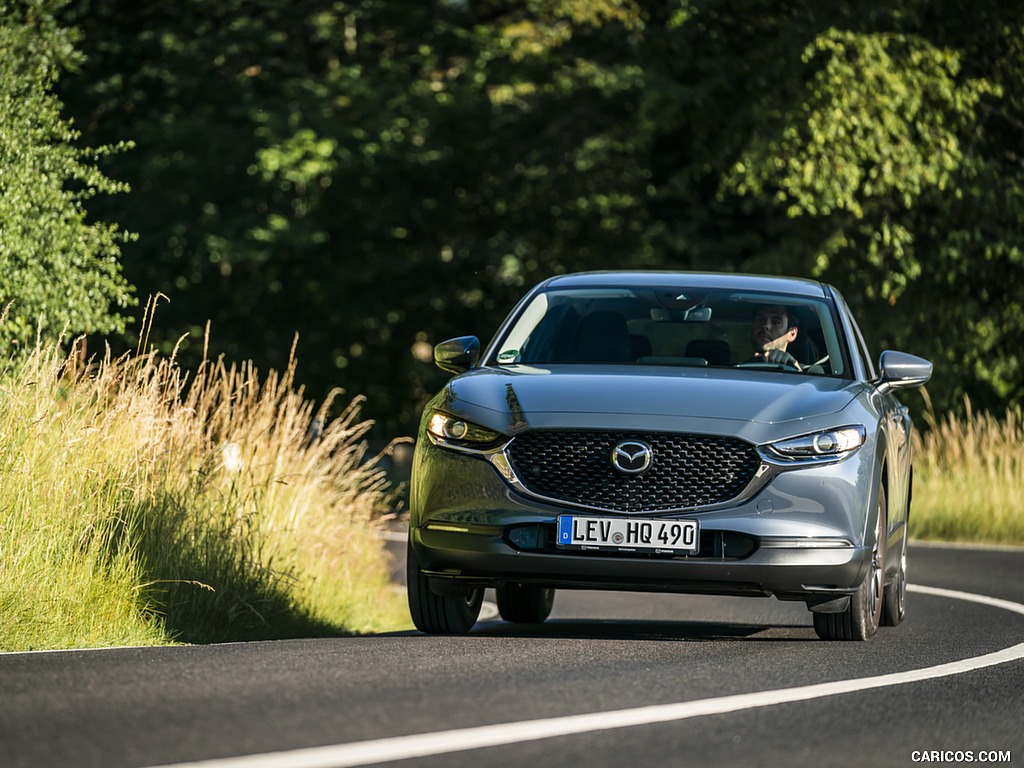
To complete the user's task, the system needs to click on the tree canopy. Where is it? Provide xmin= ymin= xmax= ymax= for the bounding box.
xmin=0 ymin=0 xmax=134 ymax=348
xmin=33 ymin=0 xmax=1024 ymax=433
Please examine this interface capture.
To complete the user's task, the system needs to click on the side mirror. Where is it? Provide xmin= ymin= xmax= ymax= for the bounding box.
xmin=877 ymin=350 xmax=933 ymax=392
xmin=434 ymin=336 xmax=481 ymax=375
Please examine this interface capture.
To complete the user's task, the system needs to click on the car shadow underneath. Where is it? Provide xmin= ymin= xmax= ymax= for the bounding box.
xmin=468 ymin=617 xmax=817 ymax=642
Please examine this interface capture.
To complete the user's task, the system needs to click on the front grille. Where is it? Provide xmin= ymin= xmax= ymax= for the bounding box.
xmin=505 ymin=430 xmax=761 ymax=513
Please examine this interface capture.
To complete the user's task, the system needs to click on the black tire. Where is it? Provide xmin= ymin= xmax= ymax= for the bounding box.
xmin=882 ymin=527 xmax=908 ymax=626
xmin=496 ymin=583 xmax=555 ymax=624
xmin=814 ymin=484 xmax=886 ymax=641
xmin=406 ymin=541 xmax=482 ymax=634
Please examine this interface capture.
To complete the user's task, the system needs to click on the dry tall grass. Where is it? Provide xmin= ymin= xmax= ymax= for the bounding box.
xmin=913 ymin=398 xmax=1024 ymax=545
xmin=0 ymin=331 xmax=409 ymax=651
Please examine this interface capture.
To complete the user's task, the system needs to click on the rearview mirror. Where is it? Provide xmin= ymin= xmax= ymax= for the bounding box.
xmin=649 ymin=307 xmax=712 ymax=322
xmin=434 ymin=336 xmax=481 ymax=375
xmin=877 ymin=350 xmax=933 ymax=392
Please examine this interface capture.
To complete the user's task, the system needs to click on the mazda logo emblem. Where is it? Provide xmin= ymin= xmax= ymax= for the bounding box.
xmin=611 ymin=440 xmax=653 ymax=474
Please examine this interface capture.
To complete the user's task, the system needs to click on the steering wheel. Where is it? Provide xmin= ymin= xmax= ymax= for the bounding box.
xmin=737 ymin=349 xmax=802 ymax=370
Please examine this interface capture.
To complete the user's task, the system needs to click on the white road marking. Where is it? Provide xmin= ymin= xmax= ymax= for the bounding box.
xmin=909 ymin=584 xmax=1024 ymax=617
xmin=149 ymin=584 xmax=1024 ymax=768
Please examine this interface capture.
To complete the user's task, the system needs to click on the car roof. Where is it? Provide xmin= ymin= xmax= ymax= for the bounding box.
xmin=539 ymin=271 xmax=830 ymax=299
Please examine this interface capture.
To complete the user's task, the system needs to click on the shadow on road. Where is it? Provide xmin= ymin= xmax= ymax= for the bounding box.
xmin=370 ymin=617 xmax=816 ymax=642
xmin=471 ymin=618 xmax=814 ymax=641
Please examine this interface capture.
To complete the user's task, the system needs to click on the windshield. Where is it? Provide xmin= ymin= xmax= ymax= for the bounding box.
xmin=491 ymin=286 xmax=850 ymax=377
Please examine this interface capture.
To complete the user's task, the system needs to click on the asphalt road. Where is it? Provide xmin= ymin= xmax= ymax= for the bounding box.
xmin=2 ymin=542 xmax=1023 ymax=768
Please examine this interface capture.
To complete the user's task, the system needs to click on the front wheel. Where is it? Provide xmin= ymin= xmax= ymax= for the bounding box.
xmin=814 ymin=485 xmax=886 ymax=641
xmin=407 ymin=542 xmax=483 ymax=634
xmin=496 ymin=583 xmax=555 ymax=624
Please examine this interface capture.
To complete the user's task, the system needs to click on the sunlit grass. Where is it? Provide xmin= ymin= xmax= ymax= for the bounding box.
xmin=0 ymin=328 xmax=410 ymax=652
xmin=913 ymin=398 xmax=1024 ymax=546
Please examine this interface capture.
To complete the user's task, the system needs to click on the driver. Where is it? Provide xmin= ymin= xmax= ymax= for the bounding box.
xmin=750 ymin=304 xmax=801 ymax=369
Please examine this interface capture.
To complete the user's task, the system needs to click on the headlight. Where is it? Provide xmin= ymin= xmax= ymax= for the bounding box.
xmin=762 ymin=425 xmax=866 ymax=463
xmin=426 ymin=411 xmax=504 ymax=451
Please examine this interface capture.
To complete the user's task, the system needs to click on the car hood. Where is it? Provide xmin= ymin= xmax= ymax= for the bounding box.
xmin=441 ymin=365 xmax=862 ymax=433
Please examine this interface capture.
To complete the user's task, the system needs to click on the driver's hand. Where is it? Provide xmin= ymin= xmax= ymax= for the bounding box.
xmin=763 ymin=348 xmax=801 ymax=369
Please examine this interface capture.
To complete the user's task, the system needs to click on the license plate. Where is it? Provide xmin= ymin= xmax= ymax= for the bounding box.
xmin=556 ymin=516 xmax=699 ymax=555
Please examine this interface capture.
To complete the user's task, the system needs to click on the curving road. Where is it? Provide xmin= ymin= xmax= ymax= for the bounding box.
xmin=1 ymin=542 xmax=1022 ymax=768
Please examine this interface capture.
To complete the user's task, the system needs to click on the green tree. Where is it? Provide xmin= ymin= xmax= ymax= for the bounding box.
xmin=58 ymin=0 xmax=1024 ymax=433
xmin=643 ymin=0 xmax=1024 ymax=414
xmin=60 ymin=0 xmax=652 ymax=434
xmin=0 ymin=0 xmax=134 ymax=348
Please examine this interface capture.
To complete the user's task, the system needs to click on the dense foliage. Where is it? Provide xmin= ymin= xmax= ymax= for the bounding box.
xmin=14 ymin=0 xmax=1024 ymax=435
xmin=0 ymin=0 xmax=134 ymax=347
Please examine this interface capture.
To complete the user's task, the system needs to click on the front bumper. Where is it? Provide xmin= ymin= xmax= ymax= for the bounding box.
xmin=410 ymin=437 xmax=875 ymax=602
xmin=411 ymin=523 xmax=868 ymax=601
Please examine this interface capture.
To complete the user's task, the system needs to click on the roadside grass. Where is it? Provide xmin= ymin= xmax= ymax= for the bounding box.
xmin=0 ymin=334 xmax=410 ymax=652
xmin=913 ymin=399 xmax=1024 ymax=546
